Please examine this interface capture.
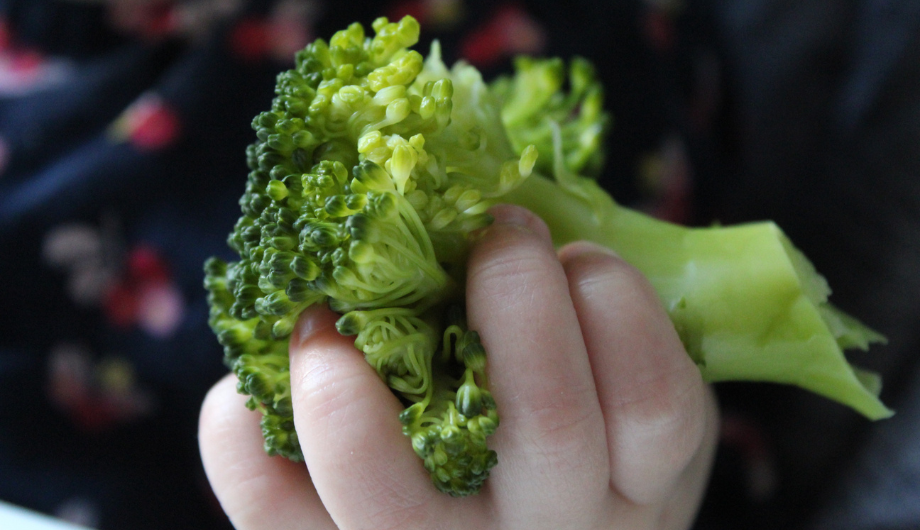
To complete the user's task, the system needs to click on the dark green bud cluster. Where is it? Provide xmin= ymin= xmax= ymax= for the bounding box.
xmin=336 ymin=305 xmax=500 ymax=496
xmin=204 ymin=257 xmax=303 ymax=461
xmin=403 ymin=400 xmax=499 ymax=497
xmin=491 ymin=56 xmax=609 ymax=177
xmin=395 ymin=320 xmax=499 ymax=496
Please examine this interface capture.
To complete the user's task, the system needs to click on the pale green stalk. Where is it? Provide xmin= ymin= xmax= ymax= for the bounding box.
xmin=505 ymin=173 xmax=892 ymax=419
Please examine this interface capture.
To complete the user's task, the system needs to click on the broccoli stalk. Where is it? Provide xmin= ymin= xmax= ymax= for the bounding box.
xmin=204 ymin=15 xmax=890 ymax=498
xmin=505 ymin=172 xmax=890 ymax=420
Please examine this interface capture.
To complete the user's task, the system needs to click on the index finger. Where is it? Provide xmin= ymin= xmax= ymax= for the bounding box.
xmin=466 ymin=205 xmax=610 ymax=526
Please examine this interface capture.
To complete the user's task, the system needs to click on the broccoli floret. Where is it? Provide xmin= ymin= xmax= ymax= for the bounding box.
xmin=491 ymin=55 xmax=608 ymax=177
xmin=205 ymin=16 xmax=533 ymax=494
xmin=205 ymin=15 xmax=890 ymax=498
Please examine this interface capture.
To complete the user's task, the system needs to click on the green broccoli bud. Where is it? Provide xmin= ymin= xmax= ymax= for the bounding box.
xmin=455 ymin=369 xmax=483 ymax=417
xmin=399 ymin=366 xmax=499 ymax=497
xmin=260 ymin=407 xmax=302 ymax=461
xmin=205 ymin=14 xmax=891 ymax=500
xmin=336 ymin=304 xmax=499 ymax=494
xmin=491 ymin=56 xmax=609 ymax=176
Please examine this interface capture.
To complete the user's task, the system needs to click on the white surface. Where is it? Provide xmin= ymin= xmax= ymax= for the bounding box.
xmin=0 ymin=501 xmax=92 ymax=530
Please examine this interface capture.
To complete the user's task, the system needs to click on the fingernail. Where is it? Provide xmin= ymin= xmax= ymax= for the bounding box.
xmin=490 ymin=204 xmax=533 ymax=227
xmin=291 ymin=305 xmax=339 ymax=350
xmin=489 ymin=204 xmax=553 ymax=242
xmin=558 ymin=240 xmax=620 ymax=261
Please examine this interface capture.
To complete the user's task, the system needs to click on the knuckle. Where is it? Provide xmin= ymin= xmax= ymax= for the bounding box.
xmin=617 ymin=363 xmax=707 ymax=464
xmin=619 ymin=362 xmax=701 ymax=428
xmin=566 ymin=250 xmax=659 ymax=309
xmin=468 ymin=230 xmax=561 ymax=307
xmin=610 ymin=369 xmax=708 ymax=506
xmin=517 ymin=382 xmax=606 ymax=465
xmin=528 ymin=385 xmax=596 ymax=439
xmin=470 ymin=243 xmax=552 ymax=288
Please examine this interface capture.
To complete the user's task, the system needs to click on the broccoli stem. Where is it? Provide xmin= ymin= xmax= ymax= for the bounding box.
xmin=505 ymin=173 xmax=893 ymax=420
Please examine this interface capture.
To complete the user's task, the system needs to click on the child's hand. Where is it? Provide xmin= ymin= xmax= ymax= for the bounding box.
xmin=199 ymin=205 xmax=719 ymax=530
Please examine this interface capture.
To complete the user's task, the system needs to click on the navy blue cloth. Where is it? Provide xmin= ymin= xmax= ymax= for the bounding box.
xmin=0 ymin=1 xmax=918 ymax=529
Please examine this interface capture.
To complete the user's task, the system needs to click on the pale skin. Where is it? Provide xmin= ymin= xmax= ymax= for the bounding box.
xmin=199 ymin=204 xmax=720 ymax=530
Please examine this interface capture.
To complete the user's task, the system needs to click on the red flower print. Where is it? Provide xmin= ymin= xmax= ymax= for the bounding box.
xmin=104 ymin=245 xmax=185 ymax=338
xmin=230 ymin=17 xmax=272 ymax=62
xmin=0 ymin=15 xmax=74 ymax=96
xmin=229 ymin=1 xmax=317 ymax=63
xmin=389 ymin=0 xmax=465 ymax=29
xmin=47 ymin=344 xmax=156 ymax=432
xmin=106 ymin=0 xmax=179 ymax=40
xmin=460 ymin=5 xmax=545 ymax=67
xmin=110 ymin=93 xmax=182 ymax=150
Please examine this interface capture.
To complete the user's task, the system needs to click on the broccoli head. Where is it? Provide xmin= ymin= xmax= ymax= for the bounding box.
xmin=205 ymin=16 xmax=542 ymax=494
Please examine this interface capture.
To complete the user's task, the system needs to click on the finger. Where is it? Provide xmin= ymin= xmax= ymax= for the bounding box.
xmin=658 ymin=386 xmax=719 ymax=530
xmin=466 ymin=205 xmax=609 ymax=524
xmin=289 ymin=305 xmax=484 ymax=530
xmin=199 ymin=374 xmax=336 ymax=530
xmin=559 ymin=241 xmax=710 ymax=507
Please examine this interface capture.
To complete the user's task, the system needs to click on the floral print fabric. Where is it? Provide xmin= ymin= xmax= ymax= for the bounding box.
xmin=1 ymin=1 xmax=919 ymax=529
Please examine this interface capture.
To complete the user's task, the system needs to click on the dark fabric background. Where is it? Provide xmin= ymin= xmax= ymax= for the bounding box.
xmin=0 ymin=1 xmax=917 ymax=528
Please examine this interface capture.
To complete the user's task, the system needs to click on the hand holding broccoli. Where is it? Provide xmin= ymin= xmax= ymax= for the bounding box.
xmin=200 ymin=204 xmax=720 ymax=530
xmin=203 ymin=14 xmax=889 ymax=499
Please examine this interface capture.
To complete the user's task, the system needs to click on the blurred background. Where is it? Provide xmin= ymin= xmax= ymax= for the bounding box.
xmin=0 ymin=0 xmax=917 ymax=528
